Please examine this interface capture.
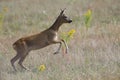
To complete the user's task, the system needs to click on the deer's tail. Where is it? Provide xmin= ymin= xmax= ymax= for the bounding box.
xmin=13 ymin=42 xmax=17 ymax=51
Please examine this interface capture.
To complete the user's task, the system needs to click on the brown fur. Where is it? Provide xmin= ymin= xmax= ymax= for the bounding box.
xmin=11 ymin=9 xmax=72 ymax=71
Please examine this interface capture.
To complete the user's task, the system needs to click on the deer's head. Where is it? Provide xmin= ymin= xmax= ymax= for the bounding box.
xmin=58 ymin=9 xmax=72 ymax=23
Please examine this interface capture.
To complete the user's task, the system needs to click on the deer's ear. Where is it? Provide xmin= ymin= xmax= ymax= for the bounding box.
xmin=60 ymin=8 xmax=66 ymax=15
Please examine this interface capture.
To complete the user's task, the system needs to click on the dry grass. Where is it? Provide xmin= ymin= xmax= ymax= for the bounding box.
xmin=0 ymin=0 xmax=120 ymax=80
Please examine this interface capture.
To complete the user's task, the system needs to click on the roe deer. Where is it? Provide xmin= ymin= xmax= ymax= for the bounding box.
xmin=11 ymin=9 xmax=72 ymax=71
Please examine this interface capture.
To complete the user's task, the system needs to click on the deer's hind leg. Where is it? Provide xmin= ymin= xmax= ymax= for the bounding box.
xmin=18 ymin=51 xmax=29 ymax=70
xmin=16 ymin=41 xmax=29 ymax=70
xmin=11 ymin=53 xmax=20 ymax=71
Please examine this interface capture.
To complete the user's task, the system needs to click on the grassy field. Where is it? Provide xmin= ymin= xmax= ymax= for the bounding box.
xmin=0 ymin=0 xmax=120 ymax=80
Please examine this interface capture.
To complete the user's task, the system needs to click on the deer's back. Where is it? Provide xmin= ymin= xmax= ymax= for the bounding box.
xmin=13 ymin=29 xmax=58 ymax=51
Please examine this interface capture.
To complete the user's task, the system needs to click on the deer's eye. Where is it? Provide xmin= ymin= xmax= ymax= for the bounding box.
xmin=64 ymin=16 xmax=67 ymax=18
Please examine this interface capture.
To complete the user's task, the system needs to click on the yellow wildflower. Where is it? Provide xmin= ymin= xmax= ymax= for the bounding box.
xmin=3 ymin=7 xmax=8 ymax=12
xmin=38 ymin=64 xmax=46 ymax=71
xmin=67 ymin=29 xmax=76 ymax=38
xmin=61 ymin=29 xmax=75 ymax=44
xmin=84 ymin=9 xmax=92 ymax=17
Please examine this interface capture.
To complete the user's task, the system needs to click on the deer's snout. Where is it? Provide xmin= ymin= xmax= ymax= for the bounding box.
xmin=68 ymin=19 xmax=72 ymax=23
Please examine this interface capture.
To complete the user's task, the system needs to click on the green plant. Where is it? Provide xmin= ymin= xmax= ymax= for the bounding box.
xmin=61 ymin=29 xmax=76 ymax=44
xmin=84 ymin=9 xmax=92 ymax=29
xmin=0 ymin=6 xmax=8 ymax=33
xmin=0 ymin=13 xmax=4 ymax=32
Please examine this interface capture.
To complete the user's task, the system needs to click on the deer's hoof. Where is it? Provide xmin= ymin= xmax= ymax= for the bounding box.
xmin=53 ymin=52 xmax=59 ymax=55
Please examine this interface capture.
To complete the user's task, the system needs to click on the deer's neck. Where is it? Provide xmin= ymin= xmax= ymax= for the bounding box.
xmin=49 ymin=18 xmax=63 ymax=31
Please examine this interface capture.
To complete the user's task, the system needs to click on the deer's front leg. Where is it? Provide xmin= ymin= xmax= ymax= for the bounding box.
xmin=54 ymin=41 xmax=62 ymax=54
xmin=53 ymin=39 xmax=68 ymax=54
xmin=61 ymin=39 xmax=68 ymax=54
